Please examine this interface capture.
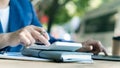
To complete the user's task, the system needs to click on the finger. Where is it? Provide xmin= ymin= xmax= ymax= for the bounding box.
xmin=39 ymin=35 xmax=51 ymax=46
xmin=25 ymin=31 xmax=35 ymax=45
xmin=86 ymin=42 xmax=101 ymax=55
xmin=97 ymin=41 xmax=108 ymax=56
xmin=32 ymin=26 xmax=50 ymax=40
xmin=89 ymin=40 xmax=102 ymax=50
xmin=31 ymin=30 xmax=50 ymax=46
xmin=102 ymin=47 xmax=108 ymax=56
xmin=97 ymin=41 xmax=104 ymax=52
xmin=92 ymin=48 xmax=108 ymax=56
xmin=19 ymin=33 xmax=31 ymax=46
xmin=38 ymin=28 xmax=50 ymax=40
xmin=40 ymin=30 xmax=50 ymax=40
xmin=92 ymin=51 xmax=99 ymax=55
xmin=76 ymin=46 xmax=92 ymax=52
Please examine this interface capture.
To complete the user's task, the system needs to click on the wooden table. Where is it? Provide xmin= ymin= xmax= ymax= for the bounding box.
xmin=0 ymin=59 xmax=119 ymax=68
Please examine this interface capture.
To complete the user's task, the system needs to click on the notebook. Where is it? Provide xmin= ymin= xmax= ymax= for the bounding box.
xmin=92 ymin=55 xmax=120 ymax=61
xmin=28 ymin=42 xmax=82 ymax=52
xmin=22 ymin=48 xmax=93 ymax=63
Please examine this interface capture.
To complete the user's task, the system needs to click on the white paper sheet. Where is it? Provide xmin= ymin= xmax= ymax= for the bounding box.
xmin=0 ymin=52 xmax=51 ymax=61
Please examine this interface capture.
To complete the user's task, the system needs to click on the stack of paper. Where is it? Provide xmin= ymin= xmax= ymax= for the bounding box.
xmin=0 ymin=52 xmax=50 ymax=61
xmin=23 ymin=42 xmax=93 ymax=63
xmin=0 ymin=42 xmax=93 ymax=63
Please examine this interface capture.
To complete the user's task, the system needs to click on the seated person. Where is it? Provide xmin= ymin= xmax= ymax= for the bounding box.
xmin=0 ymin=0 xmax=108 ymax=56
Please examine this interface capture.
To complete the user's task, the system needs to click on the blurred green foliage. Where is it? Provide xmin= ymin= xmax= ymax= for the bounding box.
xmin=53 ymin=0 xmax=89 ymax=24
xmin=46 ymin=0 xmax=89 ymax=24
xmin=44 ymin=0 xmax=89 ymax=32
xmin=54 ymin=7 xmax=71 ymax=24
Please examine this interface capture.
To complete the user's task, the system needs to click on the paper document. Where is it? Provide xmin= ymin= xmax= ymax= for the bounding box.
xmin=0 ymin=52 xmax=51 ymax=61
xmin=29 ymin=42 xmax=82 ymax=51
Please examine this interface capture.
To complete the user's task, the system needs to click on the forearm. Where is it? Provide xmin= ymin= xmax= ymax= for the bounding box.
xmin=0 ymin=33 xmax=11 ymax=49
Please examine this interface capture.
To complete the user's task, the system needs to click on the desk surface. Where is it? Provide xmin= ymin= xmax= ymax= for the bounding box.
xmin=0 ymin=59 xmax=119 ymax=68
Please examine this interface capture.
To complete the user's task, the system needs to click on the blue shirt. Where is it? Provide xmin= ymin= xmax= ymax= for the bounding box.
xmin=0 ymin=0 xmax=72 ymax=52
xmin=1 ymin=0 xmax=49 ymax=52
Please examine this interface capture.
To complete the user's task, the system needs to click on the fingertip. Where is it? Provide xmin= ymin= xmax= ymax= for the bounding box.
xmin=46 ymin=42 xmax=51 ymax=46
xmin=102 ymin=47 xmax=109 ymax=56
xmin=104 ymin=52 xmax=109 ymax=56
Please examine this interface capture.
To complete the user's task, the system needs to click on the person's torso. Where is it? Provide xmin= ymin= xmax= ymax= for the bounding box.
xmin=0 ymin=0 xmax=36 ymax=52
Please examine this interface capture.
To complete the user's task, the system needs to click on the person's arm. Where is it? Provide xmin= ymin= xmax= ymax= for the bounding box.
xmin=0 ymin=25 xmax=50 ymax=49
xmin=0 ymin=33 xmax=11 ymax=49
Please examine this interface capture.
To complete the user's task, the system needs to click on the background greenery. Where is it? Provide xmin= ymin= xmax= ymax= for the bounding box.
xmin=35 ymin=0 xmax=111 ymax=32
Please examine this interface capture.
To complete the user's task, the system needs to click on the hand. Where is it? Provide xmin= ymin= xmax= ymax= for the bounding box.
xmin=76 ymin=39 xmax=108 ymax=56
xmin=8 ymin=25 xmax=50 ymax=47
